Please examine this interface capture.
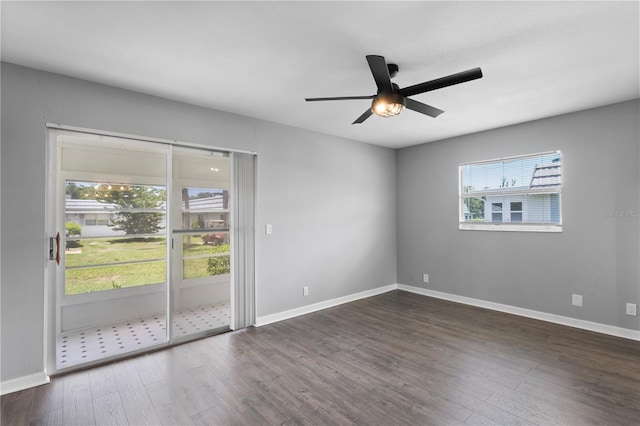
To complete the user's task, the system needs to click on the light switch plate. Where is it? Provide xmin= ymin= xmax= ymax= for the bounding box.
xmin=265 ymin=224 xmax=273 ymax=235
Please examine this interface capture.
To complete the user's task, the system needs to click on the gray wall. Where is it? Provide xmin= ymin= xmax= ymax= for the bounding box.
xmin=256 ymin=122 xmax=397 ymax=315
xmin=0 ymin=63 xmax=397 ymax=383
xmin=2 ymin=60 xmax=637 ymax=386
xmin=397 ymin=100 xmax=640 ymax=330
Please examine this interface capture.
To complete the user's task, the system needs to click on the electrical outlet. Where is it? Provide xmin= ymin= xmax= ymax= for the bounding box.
xmin=423 ymin=274 xmax=429 ymax=283
xmin=572 ymin=294 xmax=583 ymax=307
xmin=626 ymin=303 xmax=637 ymax=316
xmin=303 ymin=286 xmax=309 ymax=296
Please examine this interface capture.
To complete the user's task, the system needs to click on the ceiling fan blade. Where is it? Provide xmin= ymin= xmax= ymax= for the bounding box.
xmin=405 ymin=98 xmax=444 ymax=118
xmin=366 ymin=55 xmax=393 ymax=93
xmin=399 ymin=67 xmax=483 ymax=97
xmin=305 ymin=95 xmax=374 ymax=102
xmin=352 ymin=109 xmax=373 ymax=124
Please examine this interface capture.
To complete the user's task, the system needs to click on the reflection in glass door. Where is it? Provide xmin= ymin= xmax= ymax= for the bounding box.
xmin=171 ymin=149 xmax=231 ymax=340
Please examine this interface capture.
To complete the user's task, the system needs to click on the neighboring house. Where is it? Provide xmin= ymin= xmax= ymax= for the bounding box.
xmin=466 ymin=161 xmax=562 ymax=224
xmin=181 ymin=194 xmax=228 ymax=230
xmin=65 ymin=198 xmax=122 ymax=238
xmin=66 ymin=194 xmax=226 ymax=238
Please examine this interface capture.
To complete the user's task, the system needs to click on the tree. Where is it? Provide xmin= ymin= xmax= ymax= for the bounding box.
xmin=66 ymin=181 xmax=100 ymax=199
xmin=65 ymin=182 xmax=85 ymax=199
xmin=463 ymin=186 xmax=485 ymax=220
xmin=195 ymin=191 xmax=217 ymax=199
xmin=500 ymin=177 xmax=517 ymax=188
xmin=94 ymin=184 xmax=166 ymax=236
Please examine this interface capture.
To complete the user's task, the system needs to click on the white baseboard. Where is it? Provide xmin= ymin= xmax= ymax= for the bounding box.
xmin=1 ymin=371 xmax=50 ymax=396
xmin=256 ymin=283 xmax=639 ymax=341
xmin=397 ymin=284 xmax=640 ymax=342
xmin=255 ymin=284 xmax=397 ymax=327
xmin=4 ymin=284 xmax=634 ymax=395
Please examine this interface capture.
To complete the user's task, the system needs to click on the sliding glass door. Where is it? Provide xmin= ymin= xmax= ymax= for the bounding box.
xmin=48 ymin=129 xmax=244 ymax=372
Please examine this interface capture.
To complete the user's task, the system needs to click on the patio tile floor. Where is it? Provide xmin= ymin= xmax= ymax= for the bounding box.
xmin=57 ymin=302 xmax=229 ymax=369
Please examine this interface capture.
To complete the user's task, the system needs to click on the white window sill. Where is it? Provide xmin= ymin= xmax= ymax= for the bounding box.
xmin=459 ymin=222 xmax=563 ymax=233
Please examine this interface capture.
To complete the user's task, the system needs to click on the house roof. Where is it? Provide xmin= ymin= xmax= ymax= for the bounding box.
xmin=182 ymin=196 xmax=224 ymax=211
xmin=530 ymin=163 xmax=562 ymax=188
xmin=66 ymin=196 xmax=224 ymax=212
xmin=65 ymin=199 xmax=118 ymax=213
xmin=465 ymin=161 xmax=562 ymax=197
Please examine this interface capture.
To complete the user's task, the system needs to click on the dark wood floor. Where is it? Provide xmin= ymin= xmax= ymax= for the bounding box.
xmin=2 ymin=290 xmax=639 ymax=425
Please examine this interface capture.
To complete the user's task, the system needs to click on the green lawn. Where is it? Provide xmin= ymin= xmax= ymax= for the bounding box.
xmin=182 ymin=237 xmax=230 ymax=279
xmin=66 ymin=261 xmax=166 ymax=294
xmin=65 ymin=236 xmax=230 ymax=295
xmin=65 ymin=237 xmax=167 ymax=267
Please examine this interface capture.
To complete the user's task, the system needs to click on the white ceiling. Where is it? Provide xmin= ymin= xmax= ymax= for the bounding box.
xmin=2 ymin=1 xmax=638 ymax=149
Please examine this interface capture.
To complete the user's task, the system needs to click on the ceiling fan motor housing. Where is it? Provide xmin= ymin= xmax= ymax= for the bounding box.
xmin=387 ymin=63 xmax=399 ymax=78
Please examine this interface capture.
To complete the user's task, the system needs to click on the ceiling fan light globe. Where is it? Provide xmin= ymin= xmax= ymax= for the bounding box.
xmin=371 ymin=93 xmax=405 ymax=117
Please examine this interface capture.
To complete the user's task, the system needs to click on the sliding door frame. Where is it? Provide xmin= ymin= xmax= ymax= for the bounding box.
xmin=44 ymin=123 xmax=256 ymax=376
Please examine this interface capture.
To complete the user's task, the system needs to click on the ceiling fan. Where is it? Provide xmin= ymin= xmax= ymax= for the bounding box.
xmin=305 ymin=55 xmax=483 ymax=124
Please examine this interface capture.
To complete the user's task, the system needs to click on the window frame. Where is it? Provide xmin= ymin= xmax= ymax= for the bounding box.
xmin=459 ymin=151 xmax=563 ymax=233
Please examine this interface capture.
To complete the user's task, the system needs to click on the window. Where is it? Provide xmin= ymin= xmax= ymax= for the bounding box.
xmin=510 ymin=202 xmax=523 ymax=222
xmin=82 ymin=214 xmax=109 ymax=226
xmin=491 ymin=203 xmax=503 ymax=222
xmin=460 ymin=151 xmax=562 ymax=232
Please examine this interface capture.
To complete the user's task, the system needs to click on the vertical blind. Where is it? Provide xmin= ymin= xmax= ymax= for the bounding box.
xmin=232 ymin=152 xmax=256 ymax=329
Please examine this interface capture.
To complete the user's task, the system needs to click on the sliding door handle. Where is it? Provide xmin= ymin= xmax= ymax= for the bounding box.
xmin=49 ymin=232 xmax=60 ymax=265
